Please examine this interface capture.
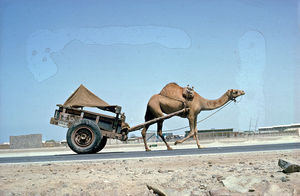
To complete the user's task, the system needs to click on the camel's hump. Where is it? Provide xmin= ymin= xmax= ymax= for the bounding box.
xmin=161 ymin=82 xmax=181 ymax=89
xmin=159 ymin=82 xmax=184 ymax=99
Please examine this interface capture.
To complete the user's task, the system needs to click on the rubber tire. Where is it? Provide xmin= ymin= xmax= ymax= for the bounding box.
xmin=93 ymin=136 xmax=107 ymax=153
xmin=67 ymin=119 xmax=102 ymax=154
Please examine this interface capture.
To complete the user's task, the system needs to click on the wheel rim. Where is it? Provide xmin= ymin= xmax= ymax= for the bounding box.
xmin=72 ymin=126 xmax=95 ymax=148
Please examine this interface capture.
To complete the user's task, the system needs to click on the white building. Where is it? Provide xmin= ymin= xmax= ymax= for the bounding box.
xmin=258 ymin=124 xmax=300 ymax=135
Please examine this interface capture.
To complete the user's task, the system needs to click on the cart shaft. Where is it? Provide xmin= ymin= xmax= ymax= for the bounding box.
xmin=127 ymin=108 xmax=189 ymax=132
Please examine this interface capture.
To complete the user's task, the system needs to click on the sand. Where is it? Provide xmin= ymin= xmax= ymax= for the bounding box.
xmin=0 ymin=136 xmax=300 ymax=196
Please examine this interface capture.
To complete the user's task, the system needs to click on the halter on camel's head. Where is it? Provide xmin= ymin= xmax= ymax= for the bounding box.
xmin=226 ymin=89 xmax=245 ymax=102
xmin=183 ymin=85 xmax=195 ymax=101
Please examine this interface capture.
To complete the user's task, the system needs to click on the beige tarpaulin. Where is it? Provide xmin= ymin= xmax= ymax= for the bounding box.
xmin=63 ymin=84 xmax=117 ymax=112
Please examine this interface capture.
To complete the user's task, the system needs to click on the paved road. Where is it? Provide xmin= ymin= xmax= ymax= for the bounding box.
xmin=0 ymin=143 xmax=299 ymax=164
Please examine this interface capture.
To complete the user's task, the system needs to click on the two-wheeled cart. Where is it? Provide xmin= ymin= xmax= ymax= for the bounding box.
xmin=50 ymin=85 xmax=188 ymax=154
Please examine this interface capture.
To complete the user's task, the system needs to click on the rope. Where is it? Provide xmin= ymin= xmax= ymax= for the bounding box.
xmin=148 ymin=100 xmax=234 ymax=133
xmin=196 ymin=101 xmax=233 ymax=124
xmin=234 ymin=95 xmax=243 ymax=104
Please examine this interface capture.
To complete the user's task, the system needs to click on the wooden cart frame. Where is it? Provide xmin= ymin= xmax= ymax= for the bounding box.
xmin=50 ymin=104 xmax=188 ymax=154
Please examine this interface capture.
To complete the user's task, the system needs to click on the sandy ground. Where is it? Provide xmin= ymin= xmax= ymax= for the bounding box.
xmin=0 ymin=136 xmax=300 ymax=196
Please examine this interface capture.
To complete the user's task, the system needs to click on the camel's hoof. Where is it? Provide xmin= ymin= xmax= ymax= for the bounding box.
xmin=167 ymin=147 xmax=173 ymax=151
xmin=174 ymin=141 xmax=180 ymax=145
xmin=198 ymin=146 xmax=205 ymax=149
xmin=145 ymin=149 xmax=151 ymax=152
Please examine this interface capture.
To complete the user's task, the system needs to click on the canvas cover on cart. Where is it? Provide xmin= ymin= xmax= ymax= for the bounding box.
xmin=63 ymin=84 xmax=118 ymax=113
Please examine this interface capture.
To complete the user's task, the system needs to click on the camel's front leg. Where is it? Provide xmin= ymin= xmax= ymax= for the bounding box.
xmin=194 ymin=130 xmax=202 ymax=149
xmin=174 ymin=116 xmax=195 ymax=145
xmin=193 ymin=117 xmax=202 ymax=149
xmin=174 ymin=130 xmax=195 ymax=145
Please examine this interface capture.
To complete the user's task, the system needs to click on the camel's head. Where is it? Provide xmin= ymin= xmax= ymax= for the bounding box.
xmin=227 ymin=89 xmax=245 ymax=102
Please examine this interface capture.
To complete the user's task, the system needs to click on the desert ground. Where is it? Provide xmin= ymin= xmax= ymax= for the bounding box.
xmin=0 ymin=136 xmax=300 ymax=196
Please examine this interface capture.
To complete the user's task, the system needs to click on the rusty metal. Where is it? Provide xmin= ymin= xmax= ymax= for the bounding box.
xmin=72 ymin=126 xmax=95 ymax=147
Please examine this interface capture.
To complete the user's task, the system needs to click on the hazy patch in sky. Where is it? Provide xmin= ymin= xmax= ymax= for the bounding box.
xmin=298 ymin=1 xmax=300 ymax=28
xmin=26 ymin=26 xmax=191 ymax=82
xmin=296 ymin=1 xmax=300 ymax=122
xmin=237 ymin=31 xmax=266 ymax=131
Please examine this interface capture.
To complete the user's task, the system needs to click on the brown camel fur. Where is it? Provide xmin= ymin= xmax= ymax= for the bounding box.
xmin=141 ymin=83 xmax=245 ymax=151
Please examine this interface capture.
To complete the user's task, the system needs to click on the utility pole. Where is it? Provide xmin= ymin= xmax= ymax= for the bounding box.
xmin=254 ymin=117 xmax=258 ymax=133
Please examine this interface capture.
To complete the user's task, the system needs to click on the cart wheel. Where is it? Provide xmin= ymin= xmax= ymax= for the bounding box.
xmin=93 ymin=136 xmax=107 ymax=153
xmin=67 ymin=119 xmax=102 ymax=154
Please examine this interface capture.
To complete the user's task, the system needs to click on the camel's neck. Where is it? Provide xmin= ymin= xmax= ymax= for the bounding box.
xmin=201 ymin=92 xmax=230 ymax=111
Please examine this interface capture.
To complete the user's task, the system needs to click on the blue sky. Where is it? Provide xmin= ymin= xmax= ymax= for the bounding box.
xmin=0 ymin=0 xmax=299 ymax=143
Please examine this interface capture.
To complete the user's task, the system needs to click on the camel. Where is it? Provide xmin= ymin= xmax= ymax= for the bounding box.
xmin=141 ymin=83 xmax=245 ymax=151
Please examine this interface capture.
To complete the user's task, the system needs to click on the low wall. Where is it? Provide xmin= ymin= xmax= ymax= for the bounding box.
xmin=10 ymin=134 xmax=42 ymax=149
xmin=0 ymin=144 xmax=10 ymax=149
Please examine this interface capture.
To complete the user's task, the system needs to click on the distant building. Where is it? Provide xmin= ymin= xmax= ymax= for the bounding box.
xmin=10 ymin=134 xmax=42 ymax=149
xmin=185 ymin=128 xmax=234 ymax=138
xmin=163 ymin=133 xmax=173 ymax=140
xmin=145 ymin=132 xmax=174 ymax=142
xmin=258 ymin=124 xmax=300 ymax=134
xmin=146 ymin=133 xmax=160 ymax=142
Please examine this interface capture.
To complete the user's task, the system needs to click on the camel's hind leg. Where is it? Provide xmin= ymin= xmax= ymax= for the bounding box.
xmin=157 ymin=121 xmax=173 ymax=150
xmin=142 ymin=104 xmax=158 ymax=151
xmin=141 ymin=124 xmax=151 ymax=151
